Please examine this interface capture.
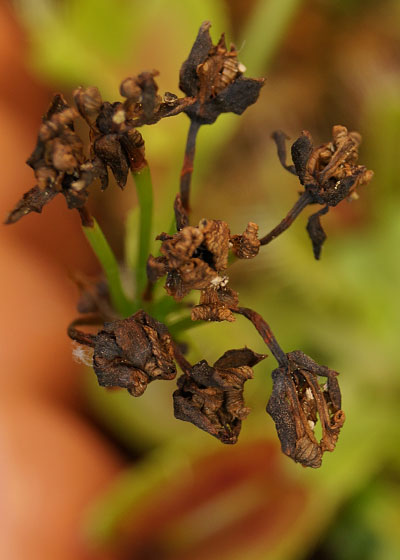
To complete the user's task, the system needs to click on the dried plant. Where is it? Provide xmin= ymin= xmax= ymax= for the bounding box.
xmin=5 ymin=22 xmax=374 ymax=468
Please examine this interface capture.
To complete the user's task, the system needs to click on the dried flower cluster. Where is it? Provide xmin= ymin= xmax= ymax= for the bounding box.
xmin=6 ymin=22 xmax=374 ymax=468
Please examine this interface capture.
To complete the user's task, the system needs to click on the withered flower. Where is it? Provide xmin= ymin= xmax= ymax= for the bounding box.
xmin=267 ymin=126 xmax=374 ymax=258
xmin=148 ymin=218 xmax=231 ymax=300
xmin=179 ymin=21 xmax=264 ymax=125
xmin=5 ymin=94 xmax=97 ymax=226
xmin=266 ymin=350 xmax=345 ymax=468
xmin=68 ymin=310 xmax=176 ymax=397
xmin=174 ymin=348 xmax=266 ymax=443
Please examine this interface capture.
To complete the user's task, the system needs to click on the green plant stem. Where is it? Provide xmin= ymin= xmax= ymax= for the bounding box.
xmin=132 ymin=166 xmax=154 ymax=303
xmin=83 ymin=218 xmax=133 ymax=317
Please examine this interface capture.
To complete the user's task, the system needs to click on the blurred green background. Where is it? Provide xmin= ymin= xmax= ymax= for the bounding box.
xmin=5 ymin=0 xmax=400 ymax=558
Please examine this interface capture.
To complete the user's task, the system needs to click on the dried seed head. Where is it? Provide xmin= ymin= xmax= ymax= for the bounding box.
xmin=266 ymin=350 xmax=345 ymax=468
xmin=179 ymin=21 xmax=264 ymax=124
xmin=173 ymin=348 xmax=266 ymax=443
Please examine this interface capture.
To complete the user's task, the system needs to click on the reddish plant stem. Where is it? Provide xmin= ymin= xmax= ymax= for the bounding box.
xmin=180 ymin=119 xmax=201 ymax=212
xmin=235 ymin=307 xmax=288 ymax=367
xmin=67 ymin=315 xmax=103 ymax=347
xmin=259 ymin=191 xmax=312 ymax=246
xmin=172 ymin=341 xmax=192 ymax=375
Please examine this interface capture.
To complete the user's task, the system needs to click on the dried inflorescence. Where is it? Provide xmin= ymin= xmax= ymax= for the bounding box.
xmin=179 ymin=21 xmax=264 ymax=124
xmin=267 ymin=351 xmax=345 ymax=468
xmin=68 ymin=311 xmax=176 ymax=396
xmin=7 ymin=22 xmax=365 ymax=469
xmin=270 ymin=126 xmax=374 ymax=258
xmin=174 ymin=348 xmax=266 ymax=443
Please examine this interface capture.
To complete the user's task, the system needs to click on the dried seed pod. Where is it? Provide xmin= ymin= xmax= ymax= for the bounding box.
xmin=230 ymin=222 xmax=260 ymax=259
xmin=266 ymin=350 xmax=345 ymax=468
xmin=173 ymin=348 xmax=266 ymax=443
xmin=179 ymin=21 xmax=264 ymax=124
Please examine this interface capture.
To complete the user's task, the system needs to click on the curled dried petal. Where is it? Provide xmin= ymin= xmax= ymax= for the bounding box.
xmin=191 ymin=284 xmax=238 ymax=323
xmin=231 ymin=222 xmax=260 ymax=259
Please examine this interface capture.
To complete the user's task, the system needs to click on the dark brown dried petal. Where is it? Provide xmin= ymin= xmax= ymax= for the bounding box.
xmin=230 ymin=222 xmax=260 ymax=259
xmin=119 ymin=128 xmax=147 ymax=173
xmin=147 ymin=255 xmax=168 ymax=284
xmin=92 ymin=311 xmax=176 ymax=396
xmin=179 ymin=21 xmax=213 ymax=98
xmin=306 ymin=206 xmax=329 ymax=260
xmin=93 ymin=133 xmax=129 ymax=188
xmin=4 ymin=185 xmax=57 ymax=224
xmin=199 ymin=219 xmax=230 ymax=271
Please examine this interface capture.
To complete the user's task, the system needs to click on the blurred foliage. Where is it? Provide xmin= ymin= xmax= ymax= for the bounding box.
xmin=12 ymin=0 xmax=400 ymax=558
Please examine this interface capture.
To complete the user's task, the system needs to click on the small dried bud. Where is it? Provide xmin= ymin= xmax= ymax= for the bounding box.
xmin=120 ymin=77 xmax=142 ymax=102
xmin=174 ymin=348 xmax=266 ymax=443
xmin=230 ymin=222 xmax=260 ymax=259
xmin=73 ymin=86 xmax=103 ymax=123
xmin=266 ymin=350 xmax=345 ymax=468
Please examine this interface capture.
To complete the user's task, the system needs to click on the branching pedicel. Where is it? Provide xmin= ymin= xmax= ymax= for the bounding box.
xmin=6 ymin=22 xmax=373 ymax=468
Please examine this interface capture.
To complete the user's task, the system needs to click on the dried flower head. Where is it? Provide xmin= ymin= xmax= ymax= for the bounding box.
xmin=5 ymin=94 xmax=97 ymax=226
xmin=174 ymin=348 xmax=266 ymax=443
xmin=148 ymin=218 xmax=231 ymax=300
xmin=68 ymin=310 xmax=177 ymax=396
xmin=74 ymin=86 xmax=147 ymax=187
xmin=271 ymin=126 xmax=374 ymax=258
xmin=267 ymin=350 xmax=345 ymax=468
xmin=179 ymin=21 xmax=264 ymax=124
